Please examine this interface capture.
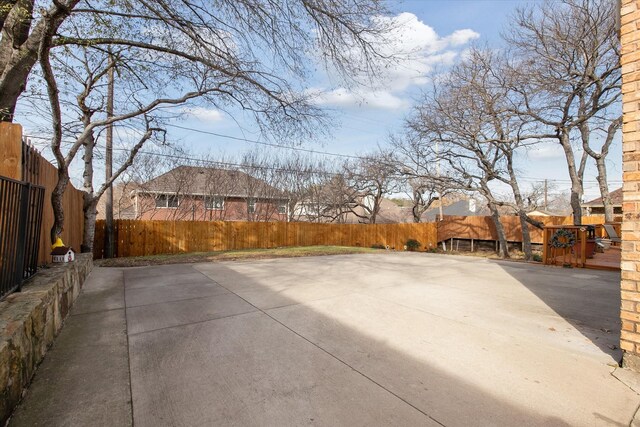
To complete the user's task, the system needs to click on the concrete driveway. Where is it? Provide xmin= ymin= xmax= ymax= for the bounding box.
xmin=10 ymin=252 xmax=640 ymax=426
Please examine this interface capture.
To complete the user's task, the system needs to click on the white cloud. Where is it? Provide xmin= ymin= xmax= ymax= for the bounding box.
xmin=184 ymin=107 xmax=224 ymax=122
xmin=527 ymin=143 xmax=565 ymax=160
xmin=310 ymin=87 xmax=409 ymax=110
xmin=367 ymin=13 xmax=480 ymax=90
xmin=315 ymin=12 xmax=480 ymax=110
xmin=446 ymin=29 xmax=481 ymax=46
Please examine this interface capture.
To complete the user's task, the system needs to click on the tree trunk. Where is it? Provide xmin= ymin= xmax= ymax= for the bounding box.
xmin=412 ymin=205 xmax=421 ymax=223
xmin=518 ymin=212 xmax=533 ymax=260
xmin=594 ymin=156 xmax=614 ymax=223
xmin=50 ymin=167 xmax=69 ymax=243
xmin=82 ymin=194 xmax=98 ymax=253
xmin=584 ymin=117 xmax=620 ymax=224
xmin=558 ymin=131 xmax=583 ymax=225
xmin=488 ymin=202 xmax=509 ymax=258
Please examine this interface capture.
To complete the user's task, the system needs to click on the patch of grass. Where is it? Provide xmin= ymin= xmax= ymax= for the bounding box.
xmin=96 ymin=245 xmax=376 ymax=267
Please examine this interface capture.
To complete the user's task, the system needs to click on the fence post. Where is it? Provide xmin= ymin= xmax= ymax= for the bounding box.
xmin=542 ymin=228 xmax=548 ymax=265
xmin=580 ymin=228 xmax=587 ymax=268
xmin=14 ymin=183 xmax=30 ymax=292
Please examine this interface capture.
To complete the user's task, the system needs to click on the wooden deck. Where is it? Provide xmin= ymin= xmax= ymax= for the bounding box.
xmin=584 ymin=247 xmax=621 ymax=271
xmin=549 ymin=247 xmax=621 ymax=271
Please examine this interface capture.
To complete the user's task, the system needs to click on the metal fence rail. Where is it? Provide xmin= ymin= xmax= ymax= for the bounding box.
xmin=0 ymin=176 xmax=45 ymax=300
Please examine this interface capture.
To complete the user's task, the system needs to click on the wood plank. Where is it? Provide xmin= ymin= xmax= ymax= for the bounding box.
xmin=0 ymin=122 xmax=23 ymax=180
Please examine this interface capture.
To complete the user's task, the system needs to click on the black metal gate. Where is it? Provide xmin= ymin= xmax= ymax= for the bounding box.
xmin=0 ymin=176 xmax=45 ymax=300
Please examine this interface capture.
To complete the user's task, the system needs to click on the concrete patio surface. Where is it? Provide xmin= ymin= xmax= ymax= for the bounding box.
xmin=8 ymin=252 xmax=640 ymax=426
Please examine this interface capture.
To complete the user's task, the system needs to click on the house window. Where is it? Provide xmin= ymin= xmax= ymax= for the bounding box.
xmin=278 ymin=202 xmax=287 ymax=214
xmin=155 ymin=194 xmax=167 ymax=208
xmin=248 ymin=198 xmax=256 ymax=214
xmin=205 ymin=196 xmax=224 ymax=210
xmin=155 ymin=194 xmax=179 ymax=208
xmin=167 ymin=195 xmax=179 ymax=208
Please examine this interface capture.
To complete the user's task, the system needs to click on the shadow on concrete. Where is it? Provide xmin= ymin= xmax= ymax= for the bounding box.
xmin=119 ymin=255 xmax=619 ymax=426
xmin=14 ymin=253 xmax=632 ymax=426
xmin=494 ymin=259 xmax=621 ymax=361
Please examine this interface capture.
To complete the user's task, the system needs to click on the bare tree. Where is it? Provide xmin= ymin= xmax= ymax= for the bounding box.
xmin=390 ymin=134 xmax=450 ymax=223
xmin=342 ymin=151 xmax=398 ymax=224
xmin=1 ymin=0 xmax=394 ymax=122
xmin=522 ymin=181 xmax=572 ymax=214
xmin=504 ymin=0 xmax=621 ymax=224
xmin=406 ymin=48 xmax=549 ymax=259
xmin=24 ymin=0 xmax=398 ymax=249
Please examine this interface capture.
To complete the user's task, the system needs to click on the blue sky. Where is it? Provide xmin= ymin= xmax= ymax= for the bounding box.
xmin=160 ymin=0 xmax=622 ymax=201
xmin=21 ymin=0 xmax=622 ymax=201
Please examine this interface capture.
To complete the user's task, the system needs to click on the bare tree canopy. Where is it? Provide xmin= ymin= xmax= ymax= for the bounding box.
xmin=3 ymin=0 xmax=398 ymax=247
xmin=504 ymin=0 xmax=621 ymax=224
xmin=1 ymin=0 xmax=394 ymax=122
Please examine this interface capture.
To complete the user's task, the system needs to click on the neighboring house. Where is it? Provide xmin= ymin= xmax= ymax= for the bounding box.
xmin=340 ymin=197 xmax=407 ymax=224
xmin=421 ymin=199 xmax=488 ymax=222
xmin=132 ymin=166 xmax=289 ymax=221
xmin=294 ymin=194 xmax=407 ymax=224
xmin=96 ymin=182 xmax=138 ymax=220
xmin=581 ymin=187 xmax=623 ymax=216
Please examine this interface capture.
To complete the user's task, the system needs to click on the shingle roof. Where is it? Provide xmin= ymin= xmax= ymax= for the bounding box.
xmin=138 ymin=166 xmax=286 ymax=199
xmin=582 ymin=187 xmax=622 ymax=207
xmin=421 ymin=199 xmax=488 ymax=222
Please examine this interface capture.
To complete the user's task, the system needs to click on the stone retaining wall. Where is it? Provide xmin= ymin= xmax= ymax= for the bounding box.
xmin=0 ymin=254 xmax=93 ymax=425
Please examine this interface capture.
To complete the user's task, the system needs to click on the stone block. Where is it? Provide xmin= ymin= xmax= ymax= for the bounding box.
xmin=0 ymin=254 xmax=93 ymax=425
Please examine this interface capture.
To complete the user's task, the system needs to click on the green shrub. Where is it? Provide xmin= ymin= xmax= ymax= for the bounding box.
xmin=406 ymin=239 xmax=421 ymax=251
xmin=371 ymin=243 xmax=385 ymax=250
xmin=532 ymin=253 xmax=543 ymax=262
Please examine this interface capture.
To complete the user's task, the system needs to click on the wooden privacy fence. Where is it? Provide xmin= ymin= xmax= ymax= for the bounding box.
xmin=93 ymin=214 xmax=612 ymax=259
xmin=0 ymin=123 xmax=84 ymax=265
xmin=93 ymin=220 xmax=438 ymax=258
xmin=436 ymin=215 xmax=608 ymax=244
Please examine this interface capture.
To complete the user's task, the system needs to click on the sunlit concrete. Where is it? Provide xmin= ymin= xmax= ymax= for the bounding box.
xmin=10 ymin=253 xmax=640 ymax=426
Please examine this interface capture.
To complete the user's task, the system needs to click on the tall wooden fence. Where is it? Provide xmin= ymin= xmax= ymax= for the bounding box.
xmin=93 ymin=220 xmax=439 ymax=258
xmin=0 ymin=123 xmax=84 ymax=265
xmin=435 ymin=215 xmax=609 ymax=244
xmin=94 ymin=215 xmax=611 ymax=259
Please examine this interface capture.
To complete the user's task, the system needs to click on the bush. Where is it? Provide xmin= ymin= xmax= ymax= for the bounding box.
xmin=371 ymin=243 xmax=385 ymax=250
xmin=532 ymin=253 xmax=543 ymax=262
xmin=406 ymin=239 xmax=421 ymax=251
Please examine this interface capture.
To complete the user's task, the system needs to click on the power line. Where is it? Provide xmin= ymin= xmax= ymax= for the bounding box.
xmin=22 ymin=133 xmax=624 ymax=185
xmin=165 ymin=124 xmax=363 ymax=160
xmin=109 ymin=147 xmax=344 ymax=178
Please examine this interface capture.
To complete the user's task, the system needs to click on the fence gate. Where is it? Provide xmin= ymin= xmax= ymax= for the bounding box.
xmin=0 ymin=176 xmax=45 ymax=300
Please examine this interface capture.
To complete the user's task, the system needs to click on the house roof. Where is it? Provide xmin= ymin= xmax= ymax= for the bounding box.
xmin=137 ymin=166 xmax=287 ymax=200
xmin=421 ymin=199 xmax=487 ymax=222
xmin=581 ymin=187 xmax=622 ymax=207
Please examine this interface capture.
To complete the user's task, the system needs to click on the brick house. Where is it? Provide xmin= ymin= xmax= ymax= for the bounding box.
xmin=581 ymin=187 xmax=623 ymax=217
xmin=132 ymin=166 xmax=289 ymax=221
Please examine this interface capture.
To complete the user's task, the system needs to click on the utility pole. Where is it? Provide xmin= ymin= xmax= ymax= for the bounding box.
xmin=544 ymin=179 xmax=548 ymax=211
xmin=436 ymin=140 xmax=444 ymax=221
xmin=104 ymin=53 xmax=115 ymax=258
